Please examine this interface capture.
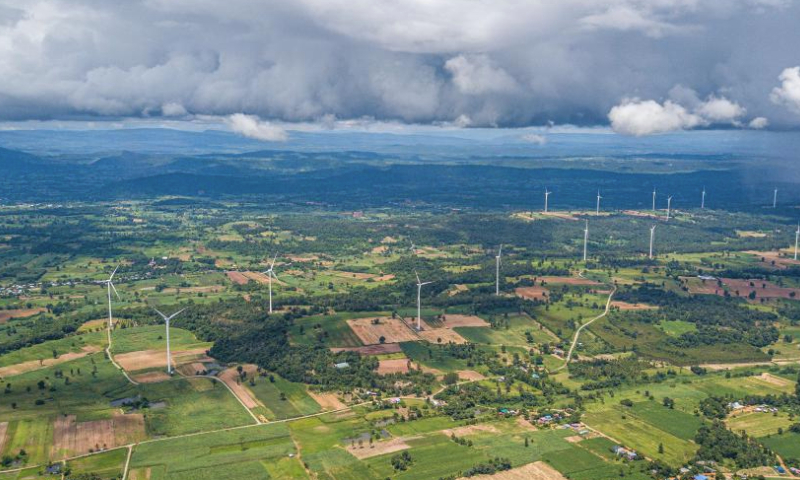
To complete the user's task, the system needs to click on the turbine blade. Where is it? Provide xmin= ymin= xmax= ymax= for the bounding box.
xmin=110 ymin=282 xmax=121 ymax=300
xmin=109 ymin=264 xmax=119 ymax=281
xmin=415 ymin=270 xmax=420 ymax=284
xmin=152 ymin=307 xmax=167 ymax=320
xmin=270 ymin=253 xmax=278 ymax=269
xmin=167 ymin=308 xmax=186 ymax=321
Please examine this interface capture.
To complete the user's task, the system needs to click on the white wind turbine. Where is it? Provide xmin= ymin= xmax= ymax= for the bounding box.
xmin=262 ymin=254 xmax=279 ymax=314
xmin=415 ymin=271 xmax=433 ymax=331
xmin=583 ymin=220 xmax=589 ymax=262
xmin=701 ymin=187 xmax=706 ymax=209
xmin=652 ymin=188 xmax=657 ymax=211
xmin=544 ymin=188 xmax=551 ymax=213
xmin=666 ymin=195 xmax=673 ymax=221
xmin=102 ymin=266 xmax=120 ymax=329
xmin=495 ymin=245 xmax=502 ymax=296
xmin=596 ymin=190 xmax=602 ymax=215
xmin=773 ymin=188 xmax=778 ymax=208
xmin=153 ymin=307 xmax=186 ymax=374
xmin=795 ymin=224 xmax=799 ymax=261
xmin=649 ymin=225 xmax=657 ymax=259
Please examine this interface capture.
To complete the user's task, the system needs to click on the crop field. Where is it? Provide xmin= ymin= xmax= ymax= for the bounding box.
xmin=130 ymin=423 xmax=299 ymax=480
xmin=726 ymin=411 xmax=794 ymax=438
xmin=761 ymin=432 xmax=800 ymax=460
xmin=110 ymin=325 xmax=212 ymax=354
xmin=246 ymin=374 xmax=321 ymax=420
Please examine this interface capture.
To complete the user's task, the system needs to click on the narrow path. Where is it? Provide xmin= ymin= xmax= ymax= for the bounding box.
xmin=121 ymin=445 xmax=133 ymax=480
xmin=196 ymin=374 xmax=262 ymax=425
xmin=556 ymin=279 xmax=617 ymax=371
xmin=105 ymin=324 xmax=139 ymax=385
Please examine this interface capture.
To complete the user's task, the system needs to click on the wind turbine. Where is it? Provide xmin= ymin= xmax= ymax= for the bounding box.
xmin=495 ymin=246 xmax=502 ymax=296
xmin=152 ymin=307 xmax=186 ymax=374
xmin=262 ymin=254 xmax=279 ymax=314
xmin=102 ymin=266 xmax=120 ymax=329
xmin=596 ymin=190 xmax=602 ymax=215
xmin=583 ymin=220 xmax=589 ymax=262
xmin=773 ymin=188 xmax=778 ymax=208
xmin=544 ymin=188 xmax=551 ymax=213
xmin=701 ymin=187 xmax=706 ymax=209
xmin=795 ymin=224 xmax=799 ymax=261
xmin=414 ymin=271 xmax=432 ymax=331
xmin=652 ymin=188 xmax=657 ymax=211
xmin=649 ymin=225 xmax=656 ymax=259
xmin=666 ymin=195 xmax=673 ymax=221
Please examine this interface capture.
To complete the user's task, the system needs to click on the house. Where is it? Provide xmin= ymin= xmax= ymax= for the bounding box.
xmin=693 ymin=475 xmax=708 ymax=480
xmin=45 ymin=464 xmax=62 ymax=475
xmin=388 ymin=397 xmax=401 ymax=404
xmin=334 ymin=362 xmax=350 ymax=369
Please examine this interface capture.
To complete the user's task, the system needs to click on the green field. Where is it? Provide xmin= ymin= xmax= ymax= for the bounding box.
xmin=111 ymin=325 xmax=211 ymax=354
xmin=247 ymin=374 xmax=321 ymax=420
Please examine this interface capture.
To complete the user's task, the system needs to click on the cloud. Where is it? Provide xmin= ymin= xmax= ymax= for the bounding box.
xmin=770 ymin=66 xmax=800 ymax=114
xmin=694 ymin=96 xmax=746 ymax=123
xmin=608 ymin=99 xmax=703 ymax=136
xmin=608 ymin=94 xmax=748 ymax=136
xmin=225 ymin=114 xmax=288 ymax=141
xmin=444 ymin=54 xmax=518 ymax=95
xmin=520 ymin=133 xmax=547 ymax=145
xmin=161 ymin=102 xmax=188 ymax=117
xmin=749 ymin=116 xmax=769 ymax=129
xmin=0 ymin=1 xmax=797 ymax=129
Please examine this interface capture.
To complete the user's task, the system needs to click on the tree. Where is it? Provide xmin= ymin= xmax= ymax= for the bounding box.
xmin=658 ymin=443 xmax=664 ymax=454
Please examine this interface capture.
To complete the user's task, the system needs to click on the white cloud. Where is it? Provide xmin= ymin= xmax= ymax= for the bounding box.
xmin=520 ymin=133 xmax=547 ymax=145
xmin=748 ymin=116 xmax=769 ymax=129
xmin=444 ymin=54 xmax=518 ymax=95
xmin=580 ymin=5 xmax=686 ymax=38
xmin=770 ymin=66 xmax=800 ymax=114
xmin=609 ymin=93 xmax=748 ymax=136
xmin=694 ymin=96 xmax=745 ymax=123
xmin=161 ymin=102 xmax=188 ymax=117
xmin=225 ymin=114 xmax=288 ymax=142
xmin=608 ymin=99 xmax=703 ymax=136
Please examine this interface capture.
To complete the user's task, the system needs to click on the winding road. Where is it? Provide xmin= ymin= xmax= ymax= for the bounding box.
xmin=556 ymin=280 xmax=617 ymax=371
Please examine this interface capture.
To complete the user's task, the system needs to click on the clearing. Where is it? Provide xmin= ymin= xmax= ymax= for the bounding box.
xmin=460 ymin=461 xmax=568 ymax=480
xmin=346 ymin=317 xmax=419 ymax=345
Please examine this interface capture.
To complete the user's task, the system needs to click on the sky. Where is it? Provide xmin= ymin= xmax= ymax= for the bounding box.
xmin=1 ymin=0 xmax=800 ymax=139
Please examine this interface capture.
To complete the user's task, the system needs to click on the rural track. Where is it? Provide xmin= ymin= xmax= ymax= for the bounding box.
xmin=556 ymin=275 xmax=617 ymax=372
xmin=105 ymin=323 xmax=139 ymax=386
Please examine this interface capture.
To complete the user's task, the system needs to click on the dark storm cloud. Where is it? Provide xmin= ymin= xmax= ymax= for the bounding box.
xmin=0 ymin=0 xmax=799 ymax=133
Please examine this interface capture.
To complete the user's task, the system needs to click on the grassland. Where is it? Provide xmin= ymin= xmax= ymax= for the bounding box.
xmin=247 ymin=374 xmax=321 ymax=420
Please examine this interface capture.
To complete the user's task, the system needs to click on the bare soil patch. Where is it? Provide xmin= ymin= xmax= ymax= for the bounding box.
xmin=347 ymin=317 xmax=419 ymax=345
xmin=441 ymin=314 xmax=489 ymax=328
xmin=226 ymin=271 xmax=248 ymax=285
xmin=515 ymin=417 xmax=538 ymax=431
xmin=377 ymin=358 xmax=411 ymax=375
xmin=0 ymin=422 xmax=8 ymax=454
xmin=460 ymin=461 xmax=568 ymax=480
xmin=683 ymin=276 xmax=800 ymax=301
xmin=128 ymin=468 xmax=151 ymax=480
xmin=78 ymin=319 xmax=107 ymax=332
xmin=0 ymin=345 xmax=102 ymax=377
xmin=114 ymin=347 xmax=208 ymax=372
xmin=286 ymin=255 xmax=318 ymax=262
xmin=330 ymin=344 xmax=402 ymax=355
xmin=132 ymin=371 xmax=171 ymax=383
xmin=541 ymin=212 xmax=579 ymax=221
xmin=623 ymin=210 xmax=661 ymax=219
xmin=219 ymin=365 xmax=261 ymax=409
xmin=515 ymin=286 xmax=549 ymax=300
xmin=457 ymin=370 xmax=485 ymax=381
xmin=52 ymin=414 xmax=145 ymax=458
xmin=538 ymin=276 xmax=599 ymax=285
xmin=756 ymin=372 xmax=793 ymax=387
xmin=417 ymin=327 xmax=467 ymax=344
xmin=746 ymin=250 xmax=800 ymax=270
xmin=347 ymin=436 xmax=416 ymax=459
xmin=441 ymin=423 xmax=499 ymax=437
xmin=307 ymin=390 xmax=347 ymax=410
xmin=0 ymin=308 xmax=45 ymax=323
xmin=611 ymin=301 xmax=657 ymax=311
xmin=449 ymin=284 xmax=468 ymax=296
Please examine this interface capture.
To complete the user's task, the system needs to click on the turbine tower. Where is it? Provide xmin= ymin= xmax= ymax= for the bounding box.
xmin=596 ymin=190 xmax=602 ymax=215
xmin=774 ymin=188 xmax=778 ymax=208
xmin=262 ymin=254 xmax=279 ymax=314
xmin=102 ymin=266 xmax=120 ymax=329
xmin=652 ymin=188 xmax=657 ymax=211
xmin=544 ymin=188 xmax=551 ymax=213
xmin=666 ymin=195 xmax=673 ymax=221
xmin=152 ymin=307 xmax=186 ymax=374
xmin=701 ymin=187 xmax=706 ymax=209
xmin=649 ymin=225 xmax=656 ymax=259
xmin=495 ymin=245 xmax=502 ymax=296
xmin=795 ymin=224 xmax=799 ymax=261
xmin=583 ymin=220 xmax=589 ymax=262
xmin=415 ymin=271 xmax=432 ymax=331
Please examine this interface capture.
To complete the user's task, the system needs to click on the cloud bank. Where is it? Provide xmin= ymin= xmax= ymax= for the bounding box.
xmin=225 ymin=114 xmax=288 ymax=142
xmin=0 ymin=1 xmax=799 ymax=132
